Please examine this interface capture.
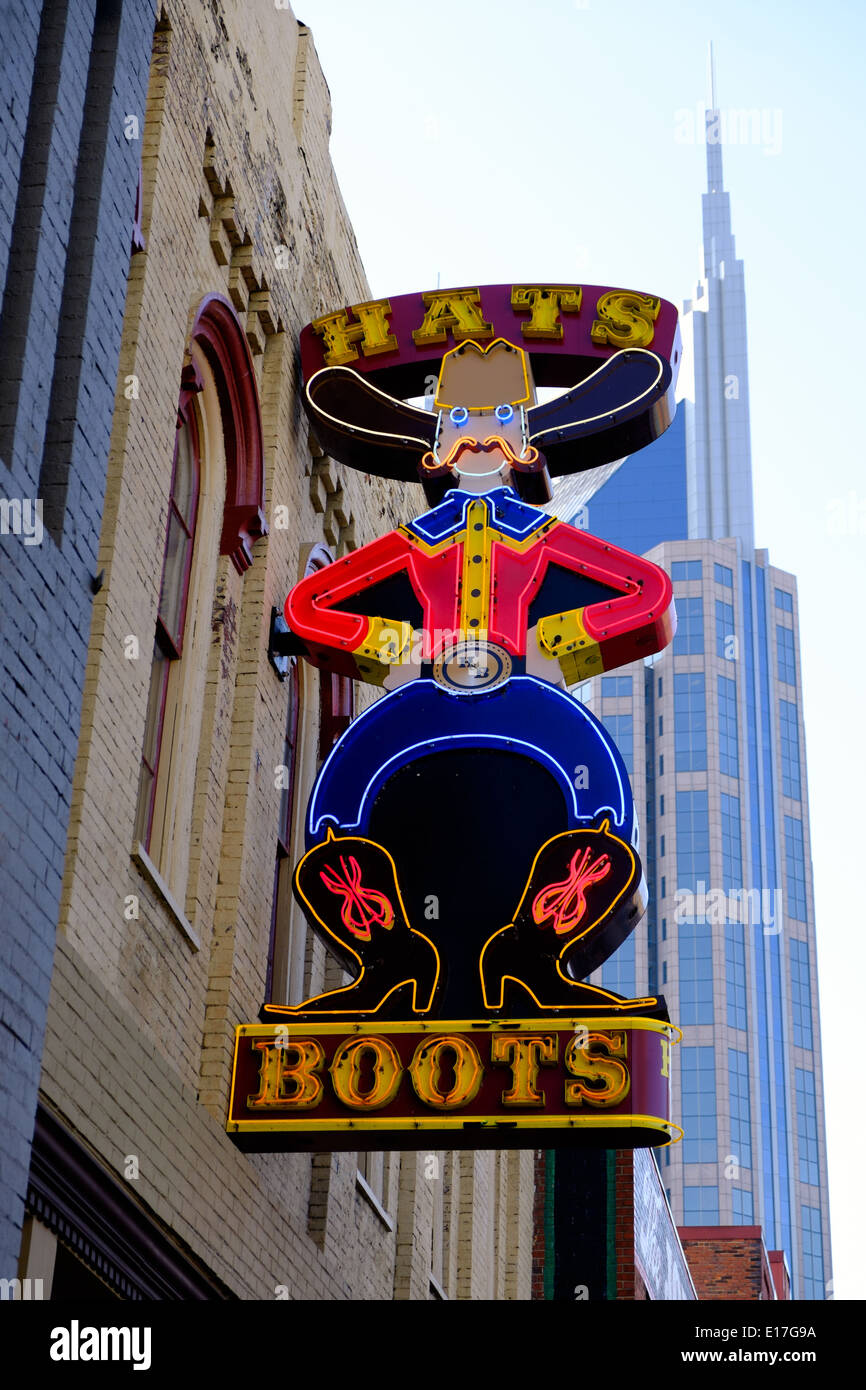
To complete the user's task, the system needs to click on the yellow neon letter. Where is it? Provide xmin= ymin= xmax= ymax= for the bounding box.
xmin=247 ymin=1039 xmax=325 ymax=1109
xmin=563 ymin=1031 xmax=630 ymax=1108
xmin=311 ymin=298 xmax=397 ymax=366
xmin=329 ymin=1036 xmax=403 ymax=1110
xmin=660 ymin=1037 xmax=671 ymax=1079
xmin=590 ymin=290 xmax=660 ymax=349
xmin=412 ymin=288 xmax=493 ymax=347
xmin=511 ymin=285 xmax=583 ymax=341
xmin=409 ymin=1035 xmax=484 ymax=1109
xmin=490 ymin=1033 xmax=558 ymax=1107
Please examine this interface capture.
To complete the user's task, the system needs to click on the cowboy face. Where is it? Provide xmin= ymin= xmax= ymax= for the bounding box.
xmin=430 ymin=337 xmax=537 ymax=491
xmin=435 ymin=399 xmax=529 ymax=486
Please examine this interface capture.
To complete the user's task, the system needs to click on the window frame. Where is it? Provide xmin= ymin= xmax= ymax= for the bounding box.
xmin=135 ymin=391 xmax=202 ymax=853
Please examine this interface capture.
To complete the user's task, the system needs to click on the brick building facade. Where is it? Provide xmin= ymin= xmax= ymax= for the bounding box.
xmin=0 ymin=0 xmax=153 ymax=1280
xmin=678 ymin=1228 xmax=780 ymax=1301
xmin=3 ymin=0 xmax=536 ymax=1300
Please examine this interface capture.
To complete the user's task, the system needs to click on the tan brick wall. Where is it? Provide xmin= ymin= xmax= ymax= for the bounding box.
xmin=39 ymin=0 xmax=533 ymax=1300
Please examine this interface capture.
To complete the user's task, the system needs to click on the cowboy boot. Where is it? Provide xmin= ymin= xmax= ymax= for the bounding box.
xmin=480 ymin=820 xmax=654 ymax=1012
xmin=272 ymin=829 xmax=439 ymax=1017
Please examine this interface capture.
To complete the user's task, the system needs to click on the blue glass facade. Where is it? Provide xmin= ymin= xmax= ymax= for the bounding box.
xmin=673 ymin=597 xmax=704 ymax=655
xmin=784 ymin=815 xmax=808 ymax=921
xmin=674 ymin=673 xmax=707 ymax=771
xmin=725 ymin=921 xmax=747 ymax=1031
xmin=577 ymin=409 xmax=688 ymax=552
xmin=601 ymin=675 xmax=632 ymax=697
xmin=718 ymin=675 xmax=739 ymax=778
xmin=777 ymin=624 xmax=796 ymax=685
xmin=678 ymin=920 xmax=714 ymax=1025
xmin=801 ymin=1206 xmax=824 ymax=1299
xmin=676 ymin=790 xmax=710 ymax=891
xmin=795 ymin=1069 xmax=820 ymax=1187
xmin=729 ymin=1047 xmax=752 ymax=1169
xmin=720 ymin=792 xmax=743 ymax=891
xmin=715 ymin=598 xmax=735 ymax=660
xmin=681 ymin=1046 xmax=717 ymax=1163
xmin=601 ymin=933 xmax=636 ymax=998
xmin=732 ymin=1188 xmax=754 ymax=1223
xmin=790 ymin=940 xmax=813 ymax=1050
xmin=600 ymin=712 xmax=634 ymax=776
xmin=684 ymin=1187 xmax=720 ymax=1223
xmin=779 ymin=700 xmax=802 ymax=801
xmin=756 ymin=564 xmax=793 ymax=1275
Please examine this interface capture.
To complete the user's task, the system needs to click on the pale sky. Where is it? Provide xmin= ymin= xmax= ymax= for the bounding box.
xmin=296 ymin=0 xmax=866 ymax=1299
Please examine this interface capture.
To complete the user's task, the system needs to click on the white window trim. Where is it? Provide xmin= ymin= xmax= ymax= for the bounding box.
xmin=355 ymin=1169 xmax=394 ymax=1231
xmin=132 ymin=842 xmax=201 ymax=951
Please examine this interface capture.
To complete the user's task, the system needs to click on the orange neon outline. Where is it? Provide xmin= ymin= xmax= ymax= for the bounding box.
xmin=563 ymin=1030 xmax=630 ymax=1109
xmin=264 ymin=829 xmax=441 ymax=1017
xmin=329 ymin=1034 xmax=404 ymax=1110
xmin=408 ymin=1034 xmax=484 ymax=1110
xmin=420 ymin=435 xmax=541 ymax=476
xmin=490 ymin=1033 xmax=558 ymax=1108
xmin=433 ymin=336 xmax=531 ymax=411
xmin=247 ymin=1037 xmax=326 ymax=1111
xmin=478 ymin=821 xmax=652 ymax=1011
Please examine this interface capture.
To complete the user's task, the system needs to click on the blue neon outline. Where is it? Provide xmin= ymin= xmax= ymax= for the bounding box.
xmin=306 ymin=675 xmax=630 ymax=840
xmin=495 ymin=403 xmax=514 ymax=424
xmin=404 ymin=486 xmax=547 ymax=546
xmin=449 ymin=406 xmax=468 ymax=425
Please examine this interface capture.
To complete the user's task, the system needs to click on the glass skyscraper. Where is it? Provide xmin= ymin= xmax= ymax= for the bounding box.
xmin=562 ymin=99 xmax=832 ymax=1299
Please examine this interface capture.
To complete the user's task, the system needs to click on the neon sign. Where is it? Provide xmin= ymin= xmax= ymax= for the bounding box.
xmin=229 ymin=1019 xmax=679 ymax=1151
xmin=228 ymin=283 xmax=681 ymax=1151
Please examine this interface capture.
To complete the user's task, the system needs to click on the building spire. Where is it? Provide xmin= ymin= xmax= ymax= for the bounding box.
xmin=705 ymin=39 xmax=724 ymax=197
xmin=701 ymin=40 xmax=735 ymax=281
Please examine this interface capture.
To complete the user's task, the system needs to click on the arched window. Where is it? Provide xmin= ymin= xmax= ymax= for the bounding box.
xmin=134 ymin=380 xmax=201 ymax=850
xmin=133 ymin=295 xmax=266 ymax=899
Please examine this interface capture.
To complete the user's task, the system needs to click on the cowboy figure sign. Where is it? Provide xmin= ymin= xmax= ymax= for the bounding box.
xmin=266 ymin=284 xmax=679 ymax=1022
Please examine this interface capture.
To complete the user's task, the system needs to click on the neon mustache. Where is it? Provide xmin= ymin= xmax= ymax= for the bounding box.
xmin=420 ymin=434 xmax=540 ymax=474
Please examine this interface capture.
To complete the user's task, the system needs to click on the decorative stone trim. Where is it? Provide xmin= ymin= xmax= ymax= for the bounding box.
xmin=190 ymin=293 xmax=268 ymax=572
xmin=26 ymin=1106 xmax=233 ymax=1300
